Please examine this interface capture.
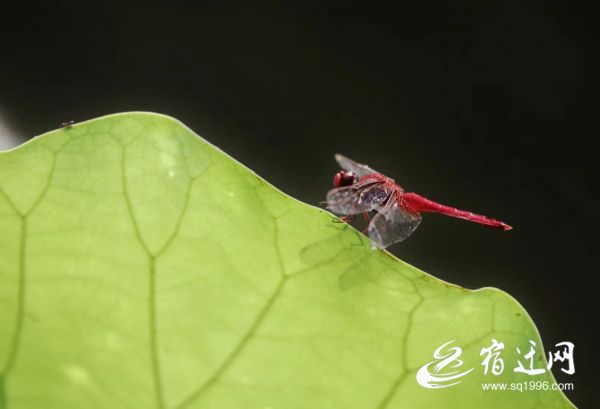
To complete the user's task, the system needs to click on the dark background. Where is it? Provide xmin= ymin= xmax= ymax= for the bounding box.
xmin=0 ymin=1 xmax=595 ymax=406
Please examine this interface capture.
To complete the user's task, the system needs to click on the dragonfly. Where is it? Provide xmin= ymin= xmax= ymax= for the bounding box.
xmin=326 ymin=154 xmax=512 ymax=248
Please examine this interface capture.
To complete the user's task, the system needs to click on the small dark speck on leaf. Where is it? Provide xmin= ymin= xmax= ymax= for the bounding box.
xmin=61 ymin=120 xmax=75 ymax=129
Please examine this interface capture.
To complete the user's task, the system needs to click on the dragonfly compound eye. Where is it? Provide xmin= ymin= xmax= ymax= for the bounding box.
xmin=333 ymin=171 xmax=357 ymax=187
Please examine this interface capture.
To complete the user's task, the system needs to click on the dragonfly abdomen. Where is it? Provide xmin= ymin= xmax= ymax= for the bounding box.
xmin=402 ymin=192 xmax=512 ymax=231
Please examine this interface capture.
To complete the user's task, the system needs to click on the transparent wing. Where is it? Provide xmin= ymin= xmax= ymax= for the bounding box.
xmin=326 ymin=179 xmax=392 ymax=215
xmin=368 ymin=195 xmax=422 ymax=248
xmin=335 ymin=154 xmax=378 ymax=177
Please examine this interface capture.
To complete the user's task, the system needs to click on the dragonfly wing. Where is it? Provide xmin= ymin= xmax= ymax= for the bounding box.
xmin=327 ymin=180 xmax=392 ymax=215
xmin=368 ymin=197 xmax=422 ymax=248
xmin=335 ymin=154 xmax=378 ymax=177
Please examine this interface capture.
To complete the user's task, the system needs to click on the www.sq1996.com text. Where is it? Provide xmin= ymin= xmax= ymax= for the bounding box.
xmin=481 ymin=381 xmax=574 ymax=392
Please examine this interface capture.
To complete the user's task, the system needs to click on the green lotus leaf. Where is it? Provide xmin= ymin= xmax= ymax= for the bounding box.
xmin=0 ymin=113 xmax=574 ymax=408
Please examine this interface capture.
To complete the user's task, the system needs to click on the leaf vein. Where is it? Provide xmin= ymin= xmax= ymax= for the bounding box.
xmin=0 ymin=153 xmax=57 ymax=409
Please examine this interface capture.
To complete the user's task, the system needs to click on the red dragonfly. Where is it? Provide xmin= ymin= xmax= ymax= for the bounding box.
xmin=326 ymin=154 xmax=512 ymax=248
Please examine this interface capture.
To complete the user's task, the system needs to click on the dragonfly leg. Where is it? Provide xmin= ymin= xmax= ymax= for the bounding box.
xmin=333 ymin=215 xmax=355 ymax=223
xmin=360 ymin=212 xmax=371 ymax=234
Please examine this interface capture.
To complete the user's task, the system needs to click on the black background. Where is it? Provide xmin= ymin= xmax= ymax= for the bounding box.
xmin=0 ymin=1 xmax=595 ymax=406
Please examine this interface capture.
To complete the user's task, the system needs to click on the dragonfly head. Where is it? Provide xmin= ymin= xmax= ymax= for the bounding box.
xmin=333 ymin=170 xmax=358 ymax=188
